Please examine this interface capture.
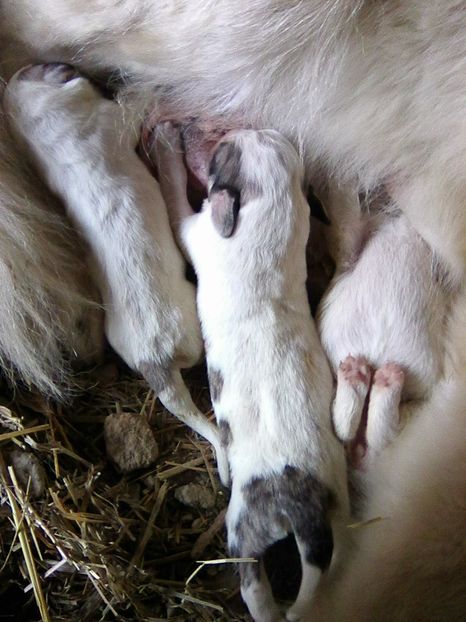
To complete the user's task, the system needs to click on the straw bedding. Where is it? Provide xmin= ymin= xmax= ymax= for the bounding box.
xmin=0 ymin=360 xmax=252 ymax=621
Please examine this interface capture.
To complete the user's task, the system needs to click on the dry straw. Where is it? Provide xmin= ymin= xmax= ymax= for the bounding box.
xmin=0 ymin=365 xmax=250 ymax=621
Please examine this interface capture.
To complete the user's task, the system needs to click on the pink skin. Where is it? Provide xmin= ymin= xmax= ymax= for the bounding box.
xmin=334 ymin=356 xmax=373 ymax=469
xmin=339 ymin=355 xmax=372 ymax=388
xmin=15 ymin=62 xmax=79 ymax=83
xmin=140 ymin=118 xmax=242 ymax=215
xmin=181 ymin=122 xmax=228 ymax=187
xmin=333 ymin=355 xmax=372 ymax=445
xmin=139 ymin=121 xmax=224 ymax=213
xmin=340 ymin=359 xmax=405 ymax=470
xmin=372 ymin=363 xmax=404 ymax=389
xmin=141 ymin=111 xmax=246 ymax=194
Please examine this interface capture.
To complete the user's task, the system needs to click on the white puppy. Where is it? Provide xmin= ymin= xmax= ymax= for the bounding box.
xmin=3 ymin=63 xmax=228 ymax=484
xmin=317 ymin=185 xmax=453 ymax=467
xmin=153 ymin=123 xmax=349 ymax=622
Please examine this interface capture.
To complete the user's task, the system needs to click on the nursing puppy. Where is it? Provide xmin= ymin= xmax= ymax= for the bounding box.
xmin=317 ymin=186 xmax=452 ymax=468
xmin=152 ymin=123 xmax=349 ymax=622
xmin=3 ymin=64 xmax=229 ymax=484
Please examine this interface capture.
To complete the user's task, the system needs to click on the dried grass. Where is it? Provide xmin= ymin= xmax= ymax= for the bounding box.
xmin=0 ymin=362 xmax=251 ymax=621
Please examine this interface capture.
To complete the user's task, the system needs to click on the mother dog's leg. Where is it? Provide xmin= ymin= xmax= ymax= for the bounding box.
xmin=391 ymin=174 xmax=466 ymax=284
xmin=0 ymin=87 xmax=103 ymax=396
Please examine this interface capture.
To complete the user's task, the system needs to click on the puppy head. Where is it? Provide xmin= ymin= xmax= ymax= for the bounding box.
xmin=207 ymin=129 xmax=307 ymax=238
xmin=182 ymin=129 xmax=311 ymax=290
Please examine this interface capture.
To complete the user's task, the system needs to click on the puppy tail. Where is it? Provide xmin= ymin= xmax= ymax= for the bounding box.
xmin=140 ymin=363 xmax=230 ymax=486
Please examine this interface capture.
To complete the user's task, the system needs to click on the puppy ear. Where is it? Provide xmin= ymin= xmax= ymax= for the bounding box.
xmin=210 ymin=187 xmax=240 ymax=237
xmin=209 ymin=142 xmax=242 ymax=237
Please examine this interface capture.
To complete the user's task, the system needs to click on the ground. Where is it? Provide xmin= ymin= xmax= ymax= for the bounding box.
xmin=0 ymin=356 xmax=255 ymax=621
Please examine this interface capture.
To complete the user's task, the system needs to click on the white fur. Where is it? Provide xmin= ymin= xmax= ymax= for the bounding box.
xmin=319 ymin=211 xmax=447 ymax=397
xmin=311 ymin=184 xmax=466 ymax=617
xmin=316 ymin=183 xmax=453 ymax=463
xmin=0 ymin=2 xmax=464 ymax=617
xmin=1 ymin=0 xmax=465 ymax=390
xmin=0 ymin=81 xmax=103 ymax=396
xmin=314 ymin=376 xmax=466 ymax=622
xmin=155 ymin=124 xmax=349 ymax=621
xmin=2 ymin=1 xmax=465 ymax=277
xmin=3 ymin=64 xmax=229 ymax=483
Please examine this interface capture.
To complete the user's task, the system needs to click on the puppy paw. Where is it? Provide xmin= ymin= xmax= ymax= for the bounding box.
xmin=333 ymin=355 xmax=372 ymax=442
xmin=366 ymin=362 xmax=404 ymax=457
xmin=16 ymin=63 xmax=79 ymax=85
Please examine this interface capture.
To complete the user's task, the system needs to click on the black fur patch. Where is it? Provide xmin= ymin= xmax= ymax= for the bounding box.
xmin=210 ymin=188 xmax=240 ymax=237
xmin=264 ymin=532 xmax=301 ymax=600
xmin=208 ymin=142 xmax=242 ymax=237
xmin=218 ymin=419 xmax=232 ymax=448
xmin=207 ymin=367 xmax=224 ymax=403
xmin=209 ymin=142 xmax=242 ymax=192
xmin=139 ymin=361 xmax=169 ymax=395
xmin=231 ymin=466 xmax=334 ymax=573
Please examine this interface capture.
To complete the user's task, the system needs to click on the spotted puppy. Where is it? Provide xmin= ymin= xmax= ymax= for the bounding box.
xmin=154 ymin=124 xmax=349 ymax=622
xmin=4 ymin=63 xmax=229 ymax=484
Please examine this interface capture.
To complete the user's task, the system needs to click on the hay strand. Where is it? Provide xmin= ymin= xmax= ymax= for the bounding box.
xmin=0 ymin=456 xmax=51 ymax=622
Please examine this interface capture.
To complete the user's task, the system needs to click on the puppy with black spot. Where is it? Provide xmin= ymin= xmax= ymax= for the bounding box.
xmin=152 ymin=123 xmax=349 ymax=622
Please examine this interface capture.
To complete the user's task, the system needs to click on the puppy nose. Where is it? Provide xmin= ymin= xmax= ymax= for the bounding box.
xmin=16 ymin=63 xmax=79 ymax=84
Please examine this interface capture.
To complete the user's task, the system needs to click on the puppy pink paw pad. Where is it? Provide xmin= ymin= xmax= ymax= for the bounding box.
xmin=373 ymin=363 xmax=404 ymax=389
xmin=338 ymin=355 xmax=372 ymax=386
xmin=17 ymin=63 xmax=79 ymax=85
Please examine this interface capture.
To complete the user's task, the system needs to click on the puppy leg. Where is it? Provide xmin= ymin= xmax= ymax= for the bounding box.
xmin=365 ymin=363 xmax=404 ymax=460
xmin=240 ymin=560 xmax=284 ymax=622
xmin=144 ymin=121 xmax=195 ymax=254
xmin=286 ymin=538 xmax=322 ymax=621
xmin=286 ymin=499 xmax=334 ymax=622
xmin=333 ymin=355 xmax=372 ymax=442
xmin=142 ymin=365 xmax=229 ymax=485
xmin=228 ymin=490 xmax=285 ymax=622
